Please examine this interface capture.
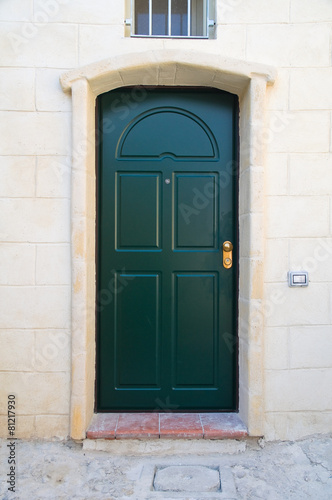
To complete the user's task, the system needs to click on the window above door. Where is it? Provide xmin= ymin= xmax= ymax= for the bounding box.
xmin=126 ymin=0 xmax=216 ymax=38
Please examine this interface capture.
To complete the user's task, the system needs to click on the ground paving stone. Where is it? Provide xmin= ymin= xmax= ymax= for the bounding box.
xmin=0 ymin=435 xmax=331 ymax=499
xmin=153 ymin=466 xmax=220 ymax=492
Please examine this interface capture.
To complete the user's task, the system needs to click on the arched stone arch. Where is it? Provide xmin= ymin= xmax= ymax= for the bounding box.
xmin=61 ymin=50 xmax=276 ymax=440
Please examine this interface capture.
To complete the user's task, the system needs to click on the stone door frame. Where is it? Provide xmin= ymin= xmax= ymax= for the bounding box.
xmin=61 ymin=50 xmax=276 ymax=440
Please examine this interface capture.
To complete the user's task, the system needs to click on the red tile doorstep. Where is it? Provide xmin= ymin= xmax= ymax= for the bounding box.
xmin=159 ymin=413 xmax=203 ymax=439
xmin=86 ymin=413 xmax=248 ymax=440
xmin=200 ymin=413 xmax=248 ymax=439
xmin=86 ymin=413 xmax=119 ymax=439
xmin=116 ymin=412 xmax=159 ymax=439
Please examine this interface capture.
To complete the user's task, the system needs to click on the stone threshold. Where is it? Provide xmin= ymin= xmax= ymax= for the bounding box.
xmin=86 ymin=412 xmax=247 ymax=440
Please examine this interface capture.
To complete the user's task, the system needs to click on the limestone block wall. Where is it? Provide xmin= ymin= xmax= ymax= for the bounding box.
xmin=0 ymin=0 xmax=331 ymax=440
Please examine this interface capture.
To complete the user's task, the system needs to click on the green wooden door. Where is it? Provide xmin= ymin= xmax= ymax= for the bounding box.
xmin=97 ymin=88 xmax=238 ymax=411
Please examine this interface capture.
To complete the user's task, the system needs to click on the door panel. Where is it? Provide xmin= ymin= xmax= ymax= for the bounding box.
xmin=97 ymin=88 xmax=238 ymax=411
xmin=115 ymin=273 xmax=161 ymax=388
xmin=117 ymin=107 xmax=218 ymax=160
xmin=174 ymin=173 xmax=218 ymax=249
xmin=173 ymin=273 xmax=217 ymax=388
xmin=116 ymin=173 xmax=162 ymax=250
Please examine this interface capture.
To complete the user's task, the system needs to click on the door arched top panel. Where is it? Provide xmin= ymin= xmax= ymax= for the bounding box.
xmin=116 ymin=107 xmax=219 ymax=161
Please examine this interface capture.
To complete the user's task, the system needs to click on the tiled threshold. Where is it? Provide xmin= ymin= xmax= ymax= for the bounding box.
xmin=86 ymin=413 xmax=247 ymax=440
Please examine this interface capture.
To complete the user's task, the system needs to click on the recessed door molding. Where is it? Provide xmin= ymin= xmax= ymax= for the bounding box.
xmin=61 ymin=50 xmax=276 ymax=440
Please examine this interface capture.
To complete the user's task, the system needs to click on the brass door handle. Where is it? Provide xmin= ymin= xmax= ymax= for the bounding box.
xmin=222 ymin=241 xmax=233 ymax=269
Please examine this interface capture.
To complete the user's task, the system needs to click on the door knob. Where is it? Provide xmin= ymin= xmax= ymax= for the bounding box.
xmin=222 ymin=241 xmax=233 ymax=269
xmin=223 ymin=241 xmax=233 ymax=252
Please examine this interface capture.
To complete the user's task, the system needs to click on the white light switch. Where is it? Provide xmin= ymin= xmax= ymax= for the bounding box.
xmin=288 ymin=271 xmax=309 ymax=287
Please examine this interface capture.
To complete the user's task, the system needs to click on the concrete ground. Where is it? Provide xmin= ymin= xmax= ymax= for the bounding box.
xmin=0 ymin=435 xmax=332 ymax=500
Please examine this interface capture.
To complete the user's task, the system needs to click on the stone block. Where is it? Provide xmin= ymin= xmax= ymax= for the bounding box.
xmin=247 ymin=348 xmax=264 ymax=394
xmin=238 ymin=298 xmax=260 ymax=342
xmin=161 ymin=38 xmax=217 ymax=55
xmin=266 ymin=69 xmax=290 ymax=111
xmin=290 ymin=68 xmax=332 ymax=110
xmin=265 ymin=369 xmax=332 ymax=412
xmin=0 ymin=286 xmax=70 ymax=329
xmin=84 ymin=437 xmax=246 ymax=455
xmin=267 ymin=196 xmax=329 ymax=238
xmin=0 ymin=244 xmax=35 ymax=285
xmin=264 ymin=283 xmax=330 ymax=327
xmin=265 ymin=153 xmax=288 ymax=197
xmin=0 ymin=198 xmax=70 ymax=242
xmin=290 ymin=326 xmax=332 ymax=369
xmin=238 ymin=169 xmax=250 ymax=216
xmin=268 ymin=111 xmax=330 ymax=154
xmin=238 ymin=337 xmax=249 ymax=389
xmin=289 ymin=154 xmax=332 ymax=195
xmin=0 ymin=68 xmax=34 ymax=110
xmin=36 ymin=156 xmax=71 ymax=198
xmin=239 ymin=258 xmax=250 ymax=302
xmin=265 ymin=411 xmax=332 ymax=441
xmin=239 ymin=213 xmax=264 ymax=257
xmin=214 ymin=25 xmax=246 ymax=60
xmin=0 ymin=330 xmax=35 ymax=371
xmin=10 ymin=329 xmax=71 ymax=373
xmin=36 ymin=68 xmax=71 ymax=111
xmin=247 ymin=23 xmax=330 ymax=67
xmin=34 ymin=415 xmax=69 ymax=439
xmin=218 ymin=0 xmax=290 ymax=24
xmin=1 ymin=22 xmax=77 ymax=68
xmin=239 ymin=257 xmax=263 ymax=300
xmin=0 ymin=372 xmax=70 ymax=414
xmin=34 ymin=0 xmax=124 ymax=24
xmin=78 ymin=25 xmax=137 ymax=66
xmin=239 ymin=166 xmax=263 ymax=216
xmin=265 ymin=327 xmax=288 ymax=370
xmin=36 ymin=244 xmax=70 ymax=285
xmin=289 ymin=237 xmax=332 ymax=282
xmin=0 ymin=156 xmax=35 ymax=197
xmin=121 ymin=65 xmax=159 ymax=87
xmin=79 ymin=27 xmax=165 ymax=66
xmin=265 ymin=238 xmax=289 ymax=283
xmin=34 ymin=329 xmax=70 ymax=373
xmin=290 ymin=0 xmax=332 ymax=22
xmin=0 ymin=415 xmax=35 ymax=438
xmin=238 ymin=384 xmax=249 ymax=426
xmin=0 ymin=112 xmax=71 ymax=155
xmin=0 ymin=0 xmax=33 ymax=21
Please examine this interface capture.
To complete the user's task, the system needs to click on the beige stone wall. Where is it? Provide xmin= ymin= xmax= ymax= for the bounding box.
xmin=0 ymin=0 xmax=331 ymax=440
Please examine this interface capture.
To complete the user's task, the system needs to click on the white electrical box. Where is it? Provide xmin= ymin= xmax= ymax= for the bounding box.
xmin=288 ymin=271 xmax=309 ymax=287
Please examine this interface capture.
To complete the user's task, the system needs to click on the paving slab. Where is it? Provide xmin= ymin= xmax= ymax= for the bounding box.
xmin=154 ymin=466 xmax=221 ymax=492
xmin=0 ymin=435 xmax=331 ymax=499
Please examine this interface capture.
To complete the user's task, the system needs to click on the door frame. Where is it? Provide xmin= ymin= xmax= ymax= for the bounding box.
xmin=60 ymin=50 xmax=276 ymax=439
